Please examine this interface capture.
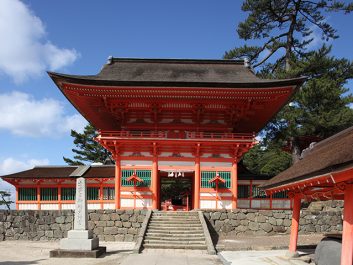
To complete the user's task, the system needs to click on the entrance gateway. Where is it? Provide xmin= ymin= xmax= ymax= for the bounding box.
xmin=48 ymin=58 xmax=304 ymax=210
xmin=1 ymin=58 xmax=304 ymax=211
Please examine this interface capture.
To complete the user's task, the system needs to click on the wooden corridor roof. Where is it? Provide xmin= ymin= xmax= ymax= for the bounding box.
xmin=262 ymin=126 xmax=353 ymax=192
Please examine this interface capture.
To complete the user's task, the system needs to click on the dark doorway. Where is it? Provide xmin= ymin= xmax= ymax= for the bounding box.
xmin=159 ymin=172 xmax=193 ymax=211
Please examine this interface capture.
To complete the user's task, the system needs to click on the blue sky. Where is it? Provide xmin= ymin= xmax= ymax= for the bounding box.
xmin=1 ymin=0 xmax=353 ymax=196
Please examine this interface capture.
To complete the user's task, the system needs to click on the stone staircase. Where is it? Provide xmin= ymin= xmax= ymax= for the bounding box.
xmin=142 ymin=211 xmax=208 ymax=250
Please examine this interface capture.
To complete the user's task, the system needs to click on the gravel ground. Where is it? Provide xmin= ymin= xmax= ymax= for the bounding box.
xmin=216 ymin=233 xmax=324 ymax=251
xmin=0 ymin=241 xmax=134 ymax=265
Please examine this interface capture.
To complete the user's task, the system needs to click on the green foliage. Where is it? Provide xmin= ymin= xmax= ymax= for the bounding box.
xmin=225 ymin=0 xmax=353 ymax=72
xmin=225 ymin=0 xmax=353 ymax=174
xmin=242 ymin=144 xmax=292 ymax=176
xmin=63 ymin=124 xmax=113 ymax=165
xmin=0 ymin=190 xmax=13 ymax=210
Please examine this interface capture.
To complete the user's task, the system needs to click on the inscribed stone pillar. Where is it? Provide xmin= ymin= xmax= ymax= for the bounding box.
xmin=74 ymin=177 xmax=88 ymax=230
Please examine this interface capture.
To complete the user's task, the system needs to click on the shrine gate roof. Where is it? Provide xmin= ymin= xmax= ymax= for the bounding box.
xmin=48 ymin=58 xmax=305 ymax=133
xmin=262 ymin=126 xmax=353 ymax=191
xmin=49 ymin=58 xmax=304 ymax=88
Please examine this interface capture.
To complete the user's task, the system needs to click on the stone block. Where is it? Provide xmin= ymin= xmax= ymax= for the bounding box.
xmin=104 ymin=227 xmax=118 ymax=235
xmin=124 ymin=234 xmax=134 ymax=242
xmin=283 ymin=219 xmax=292 ymax=227
xmin=115 ymin=221 xmax=123 ymax=227
xmin=106 ymin=221 xmax=115 ymax=227
xmin=115 ymin=234 xmax=125 ymax=241
xmin=220 ymin=213 xmax=228 ymax=220
xmin=89 ymin=213 xmax=100 ymax=222
xmin=273 ymin=212 xmax=286 ymax=219
xmin=211 ymin=212 xmax=221 ymax=220
xmin=56 ymin=216 xmax=66 ymax=224
xmin=137 ymin=215 xmax=145 ymax=223
xmin=60 ymin=237 xmax=99 ymax=251
xmin=118 ymin=228 xmax=127 ymax=234
xmin=104 ymin=235 xmax=115 ymax=241
xmin=45 ymin=231 xmax=53 ymax=238
xmin=100 ymin=215 xmax=110 ymax=221
xmin=110 ymin=213 xmax=120 ymax=221
xmin=256 ymin=215 xmax=266 ymax=223
xmin=96 ymin=221 xmax=106 ymax=227
xmin=123 ymin=222 xmax=132 ymax=228
xmin=260 ymin=223 xmax=273 ymax=233
xmin=237 ymin=212 xmax=246 ymax=220
xmin=53 ymin=230 xmax=63 ymax=238
xmin=120 ymin=215 xmax=129 ymax=221
xmin=68 ymin=230 xmax=93 ymax=239
xmin=249 ymin=222 xmax=259 ymax=231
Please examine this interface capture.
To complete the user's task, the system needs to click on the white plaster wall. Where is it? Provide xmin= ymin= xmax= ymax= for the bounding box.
xmin=272 ymin=200 xmax=291 ymax=209
xmin=121 ymin=160 xmax=153 ymax=166
xmin=87 ymin=203 xmax=101 ymax=210
xmin=103 ymin=203 xmax=115 ymax=209
xmin=18 ymin=204 xmax=38 ymax=210
xmin=40 ymin=204 xmax=59 ymax=210
xmin=136 ymin=198 xmax=152 ymax=208
xmin=61 ymin=204 xmax=75 ymax=210
xmin=158 ymin=161 xmax=195 ymax=167
xmin=218 ymin=200 xmax=232 ymax=209
xmin=237 ymin=199 xmax=250 ymax=208
xmin=200 ymin=200 xmax=216 ymax=209
xmin=121 ymin=198 xmax=134 ymax=207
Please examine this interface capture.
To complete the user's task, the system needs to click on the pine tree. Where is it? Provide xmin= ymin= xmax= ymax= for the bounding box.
xmin=63 ymin=124 xmax=113 ymax=165
xmin=0 ymin=191 xmax=13 ymax=210
xmin=225 ymin=0 xmax=353 ymax=168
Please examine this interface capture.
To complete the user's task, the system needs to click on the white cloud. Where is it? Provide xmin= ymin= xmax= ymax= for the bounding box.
xmin=0 ymin=91 xmax=87 ymax=137
xmin=0 ymin=157 xmax=49 ymax=176
xmin=0 ymin=0 xmax=79 ymax=83
xmin=0 ymin=157 xmax=49 ymax=209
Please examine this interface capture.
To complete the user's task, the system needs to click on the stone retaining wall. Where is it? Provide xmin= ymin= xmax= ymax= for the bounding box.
xmin=0 ymin=209 xmax=147 ymax=242
xmin=0 ymin=209 xmax=343 ymax=242
xmin=203 ymin=209 xmax=343 ymax=238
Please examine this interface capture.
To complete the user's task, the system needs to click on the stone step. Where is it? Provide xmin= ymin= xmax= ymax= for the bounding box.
xmin=143 ymin=243 xmax=207 ymax=250
xmin=150 ymin=218 xmax=200 ymax=222
xmin=144 ymin=239 xmax=206 ymax=245
xmin=147 ymin=226 xmax=203 ymax=231
xmin=148 ymin=223 xmax=202 ymax=228
xmin=145 ymin=232 xmax=205 ymax=237
xmin=146 ymin=229 xmax=203 ymax=234
xmin=145 ymin=236 xmax=205 ymax=241
xmin=152 ymin=213 xmax=198 ymax=217
xmin=150 ymin=219 xmax=201 ymax=225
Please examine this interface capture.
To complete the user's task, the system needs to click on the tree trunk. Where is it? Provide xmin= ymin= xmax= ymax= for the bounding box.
xmin=290 ymin=136 xmax=301 ymax=163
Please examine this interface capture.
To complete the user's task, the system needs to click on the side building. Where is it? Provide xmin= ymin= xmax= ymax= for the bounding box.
xmin=2 ymin=163 xmax=291 ymax=210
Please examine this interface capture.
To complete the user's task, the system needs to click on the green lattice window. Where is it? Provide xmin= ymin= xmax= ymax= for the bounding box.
xmin=272 ymin=190 xmax=288 ymax=199
xmin=40 ymin=188 xmax=58 ymax=201
xmin=61 ymin=187 xmax=76 ymax=200
xmin=201 ymin=171 xmax=231 ymax=188
xmin=238 ymin=185 xmax=250 ymax=198
xmin=121 ymin=170 xmax=151 ymax=187
xmin=252 ymin=185 xmax=268 ymax=198
xmin=103 ymin=187 xmax=115 ymax=200
xmin=87 ymin=187 xmax=99 ymax=200
xmin=18 ymin=188 xmax=36 ymax=201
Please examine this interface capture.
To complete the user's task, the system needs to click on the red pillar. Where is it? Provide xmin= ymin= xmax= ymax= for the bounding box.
xmin=36 ymin=184 xmax=40 ymax=210
xmin=194 ymin=156 xmax=200 ymax=209
xmin=289 ymin=193 xmax=301 ymax=255
xmin=115 ymin=158 xmax=121 ymax=209
xmin=341 ymin=183 xmax=353 ymax=265
xmin=231 ymin=161 xmax=238 ymax=209
xmin=152 ymin=156 xmax=158 ymax=209
xmin=58 ymin=182 xmax=62 ymax=210
xmin=15 ymin=186 xmax=19 ymax=210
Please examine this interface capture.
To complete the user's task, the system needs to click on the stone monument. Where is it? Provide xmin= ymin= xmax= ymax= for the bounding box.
xmin=50 ymin=177 xmax=106 ymax=258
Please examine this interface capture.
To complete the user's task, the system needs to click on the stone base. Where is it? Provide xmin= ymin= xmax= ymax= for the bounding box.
xmin=60 ymin=237 xmax=99 ymax=251
xmin=285 ymin=250 xmax=299 ymax=258
xmin=50 ymin=246 xmax=106 ymax=258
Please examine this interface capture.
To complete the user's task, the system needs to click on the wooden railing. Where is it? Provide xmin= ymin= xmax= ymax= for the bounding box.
xmin=98 ymin=130 xmax=255 ymax=141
